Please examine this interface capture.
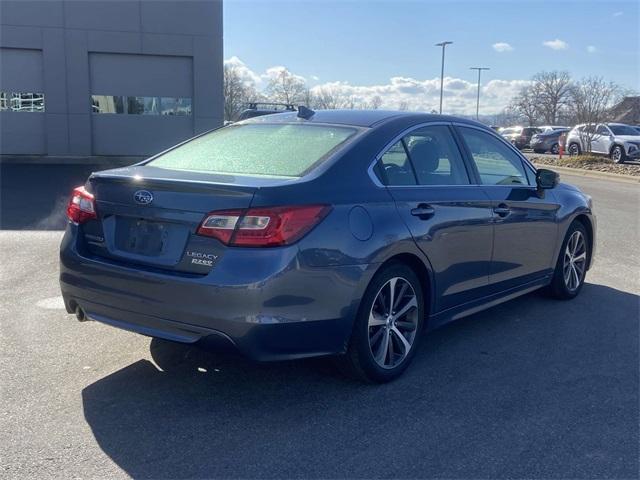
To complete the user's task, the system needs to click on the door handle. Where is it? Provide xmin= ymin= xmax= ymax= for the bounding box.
xmin=411 ymin=204 xmax=435 ymax=219
xmin=493 ymin=204 xmax=511 ymax=217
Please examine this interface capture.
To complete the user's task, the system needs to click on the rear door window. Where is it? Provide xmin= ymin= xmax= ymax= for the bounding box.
xmin=403 ymin=126 xmax=470 ymax=185
xmin=377 ymin=141 xmax=417 ymax=185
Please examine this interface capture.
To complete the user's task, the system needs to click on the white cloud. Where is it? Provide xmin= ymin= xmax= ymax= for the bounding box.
xmin=310 ymin=75 xmax=320 ymax=81
xmin=224 ymin=57 xmax=530 ymax=115
xmin=262 ymin=65 xmax=307 ymax=84
xmin=543 ymin=39 xmax=569 ymax=50
xmin=493 ymin=42 xmax=514 ymax=52
xmin=224 ymin=56 xmax=262 ymax=86
xmin=308 ymin=76 xmax=530 ymax=115
xmin=613 ymin=11 xmax=623 ymax=17
xmin=586 ymin=45 xmax=597 ymax=54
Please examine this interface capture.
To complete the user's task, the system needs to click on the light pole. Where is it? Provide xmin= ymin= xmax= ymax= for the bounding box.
xmin=435 ymin=41 xmax=453 ymax=114
xmin=470 ymin=67 xmax=490 ymax=120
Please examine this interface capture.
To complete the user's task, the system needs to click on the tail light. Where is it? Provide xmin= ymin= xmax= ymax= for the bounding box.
xmin=66 ymin=186 xmax=97 ymax=224
xmin=197 ymin=205 xmax=331 ymax=247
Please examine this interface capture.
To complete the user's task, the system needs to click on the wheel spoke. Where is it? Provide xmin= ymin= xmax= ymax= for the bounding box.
xmin=393 ymin=282 xmax=408 ymax=311
xmin=573 ymin=251 xmax=586 ymax=263
xmin=368 ymin=311 xmax=386 ymax=327
xmin=574 ymin=259 xmax=585 ymax=277
xmin=391 ymin=326 xmax=411 ymax=354
xmin=369 ymin=325 xmax=385 ymax=346
xmin=395 ymin=320 xmax=417 ymax=332
xmin=387 ymin=278 xmax=397 ymax=315
xmin=375 ymin=329 xmax=390 ymax=365
xmin=571 ymin=264 xmax=580 ymax=290
xmin=392 ymin=296 xmax=417 ymax=321
xmin=563 ymin=262 xmax=571 ymax=285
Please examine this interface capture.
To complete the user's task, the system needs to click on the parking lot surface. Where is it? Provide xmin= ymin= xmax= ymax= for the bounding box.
xmin=1 ymin=165 xmax=638 ymax=479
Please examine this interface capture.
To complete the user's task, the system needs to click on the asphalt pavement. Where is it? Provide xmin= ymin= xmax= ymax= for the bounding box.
xmin=1 ymin=164 xmax=638 ymax=479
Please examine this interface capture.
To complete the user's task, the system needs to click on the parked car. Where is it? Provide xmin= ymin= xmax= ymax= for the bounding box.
xmin=565 ymin=123 xmax=640 ymax=163
xmin=531 ymin=127 xmax=571 ymax=154
xmin=60 ymin=110 xmax=596 ymax=383
xmin=501 ymin=126 xmax=543 ymax=149
xmin=538 ymin=125 xmax=568 ymax=132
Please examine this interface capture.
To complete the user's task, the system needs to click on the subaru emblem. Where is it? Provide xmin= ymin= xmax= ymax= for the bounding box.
xmin=134 ymin=190 xmax=153 ymax=205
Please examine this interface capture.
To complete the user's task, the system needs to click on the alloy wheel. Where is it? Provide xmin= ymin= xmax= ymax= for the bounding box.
xmin=569 ymin=144 xmax=580 ymax=156
xmin=563 ymin=231 xmax=587 ymax=292
xmin=612 ymin=147 xmax=622 ymax=163
xmin=551 ymin=144 xmax=559 ymax=154
xmin=368 ymin=277 xmax=418 ymax=369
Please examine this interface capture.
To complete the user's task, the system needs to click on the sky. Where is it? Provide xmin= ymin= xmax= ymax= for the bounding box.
xmin=223 ymin=0 xmax=639 ymax=115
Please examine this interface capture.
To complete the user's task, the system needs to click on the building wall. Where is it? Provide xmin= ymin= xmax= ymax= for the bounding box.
xmin=0 ymin=0 xmax=223 ymax=157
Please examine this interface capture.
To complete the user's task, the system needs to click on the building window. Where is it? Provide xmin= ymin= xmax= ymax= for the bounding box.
xmin=91 ymin=95 xmax=191 ymax=116
xmin=0 ymin=92 xmax=45 ymax=112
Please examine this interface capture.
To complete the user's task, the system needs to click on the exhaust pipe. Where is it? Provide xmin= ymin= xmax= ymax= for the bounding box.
xmin=75 ymin=305 xmax=87 ymax=322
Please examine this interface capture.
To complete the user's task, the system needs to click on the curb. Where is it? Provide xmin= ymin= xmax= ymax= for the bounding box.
xmin=532 ymin=162 xmax=640 ymax=184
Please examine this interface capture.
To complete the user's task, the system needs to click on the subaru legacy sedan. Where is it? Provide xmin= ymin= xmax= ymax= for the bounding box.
xmin=60 ymin=110 xmax=595 ymax=382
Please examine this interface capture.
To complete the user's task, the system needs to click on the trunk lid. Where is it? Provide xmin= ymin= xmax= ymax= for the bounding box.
xmin=82 ymin=165 xmax=294 ymax=274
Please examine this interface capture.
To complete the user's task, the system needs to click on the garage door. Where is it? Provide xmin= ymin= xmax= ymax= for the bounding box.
xmin=0 ymin=48 xmax=46 ymax=155
xmin=89 ymin=53 xmax=194 ymax=156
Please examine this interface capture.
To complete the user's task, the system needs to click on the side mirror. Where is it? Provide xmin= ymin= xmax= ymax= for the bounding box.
xmin=536 ymin=168 xmax=559 ymax=189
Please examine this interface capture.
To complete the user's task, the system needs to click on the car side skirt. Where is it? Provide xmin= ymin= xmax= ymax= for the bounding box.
xmin=426 ymin=275 xmax=552 ymax=331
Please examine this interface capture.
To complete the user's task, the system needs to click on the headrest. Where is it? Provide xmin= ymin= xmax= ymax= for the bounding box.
xmin=409 ymin=139 xmax=440 ymax=172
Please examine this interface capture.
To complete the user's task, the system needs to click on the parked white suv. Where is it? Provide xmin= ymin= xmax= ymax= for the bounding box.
xmin=565 ymin=123 xmax=640 ymax=163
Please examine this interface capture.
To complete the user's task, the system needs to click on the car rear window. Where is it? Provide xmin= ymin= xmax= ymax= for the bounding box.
xmin=147 ymin=123 xmax=357 ymax=177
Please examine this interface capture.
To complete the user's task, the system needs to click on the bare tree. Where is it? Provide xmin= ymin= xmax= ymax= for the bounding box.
xmin=223 ymin=63 xmax=257 ymax=121
xmin=493 ymin=105 xmax=521 ymax=127
xmin=367 ymin=95 xmax=382 ymax=110
xmin=530 ymin=71 xmax=572 ymax=124
xmin=301 ymin=88 xmax=315 ymax=108
xmin=265 ymin=68 xmax=306 ymax=104
xmin=568 ymin=76 xmax=620 ymax=153
xmin=313 ymin=86 xmax=352 ymax=109
xmin=510 ymin=86 xmax=539 ymax=125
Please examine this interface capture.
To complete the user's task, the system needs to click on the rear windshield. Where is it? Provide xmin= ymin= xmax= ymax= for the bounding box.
xmin=147 ymin=123 xmax=357 ymax=177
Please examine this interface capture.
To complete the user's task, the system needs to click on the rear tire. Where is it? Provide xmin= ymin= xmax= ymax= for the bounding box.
xmin=340 ymin=263 xmax=425 ymax=383
xmin=551 ymin=143 xmax=560 ymax=155
xmin=548 ymin=221 xmax=589 ymax=300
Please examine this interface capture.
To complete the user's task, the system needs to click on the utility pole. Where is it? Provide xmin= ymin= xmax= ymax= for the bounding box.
xmin=435 ymin=41 xmax=453 ymax=114
xmin=470 ymin=67 xmax=490 ymax=120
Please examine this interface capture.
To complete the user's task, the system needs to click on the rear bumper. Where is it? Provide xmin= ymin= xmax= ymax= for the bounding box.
xmin=60 ymin=225 xmax=372 ymax=361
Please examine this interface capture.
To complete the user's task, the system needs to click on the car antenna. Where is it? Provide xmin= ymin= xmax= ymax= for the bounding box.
xmin=297 ymin=105 xmax=315 ymax=120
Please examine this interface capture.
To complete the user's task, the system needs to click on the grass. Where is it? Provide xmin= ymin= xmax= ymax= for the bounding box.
xmin=556 ymin=154 xmax=614 ymax=167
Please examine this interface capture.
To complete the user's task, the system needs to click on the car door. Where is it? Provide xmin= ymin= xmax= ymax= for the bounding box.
xmin=455 ymin=125 xmax=560 ymax=291
xmin=591 ymin=124 xmax=612 ymax=153
xmin=375 ymin=124 xmax=494 ymax=312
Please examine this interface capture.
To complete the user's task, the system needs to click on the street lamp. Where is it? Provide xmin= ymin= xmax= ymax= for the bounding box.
xmin=435 ymin=41 xmax=453 ymax=114
xmin=470 ymin=67 xmax=490 ymax=120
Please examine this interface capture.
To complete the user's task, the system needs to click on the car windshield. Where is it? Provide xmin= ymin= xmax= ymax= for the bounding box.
xmin=609 ymin=125 xmax=639 ymax=136
xmin=147 ymin=123 xmax=357 ymax=177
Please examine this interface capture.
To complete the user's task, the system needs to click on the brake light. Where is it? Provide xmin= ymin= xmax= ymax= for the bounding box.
xmin=197 ymin=205 xmax=331 ymax=247
xmin=66 ymin=186 xmax=97 ymax=224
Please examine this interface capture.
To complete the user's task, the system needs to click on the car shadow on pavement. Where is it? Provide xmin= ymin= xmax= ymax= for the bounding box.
xmin=81 ymin=283 xmax=639 ymax=479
